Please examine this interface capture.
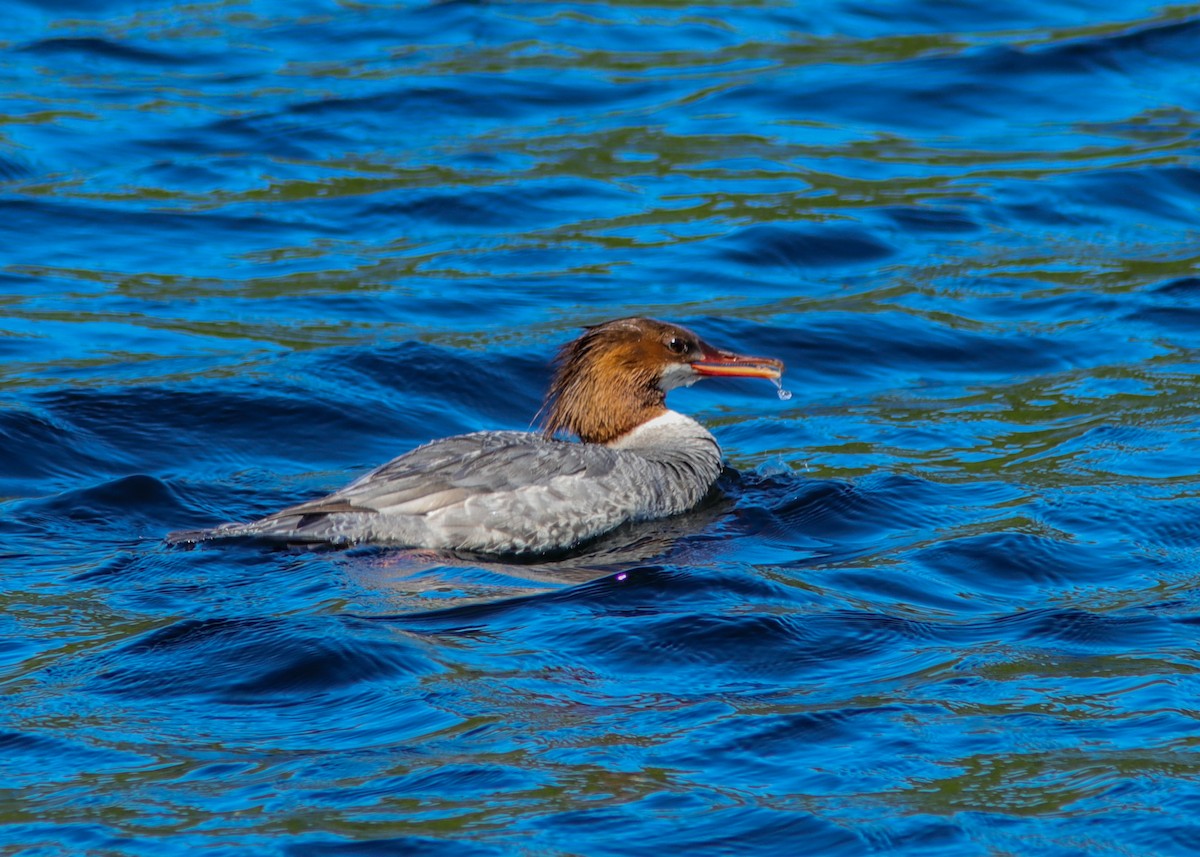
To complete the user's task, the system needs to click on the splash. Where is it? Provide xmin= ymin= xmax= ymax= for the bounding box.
xmin=771 ymin=377 xmax=793 ymax=401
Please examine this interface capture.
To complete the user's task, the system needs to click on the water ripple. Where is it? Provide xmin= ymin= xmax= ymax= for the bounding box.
xmin=3 ymin=1 xmax=1199 ymax=855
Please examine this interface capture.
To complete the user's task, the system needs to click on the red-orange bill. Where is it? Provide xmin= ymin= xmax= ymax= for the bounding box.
xmin=693 ymin=347 xmax=785 ymax=380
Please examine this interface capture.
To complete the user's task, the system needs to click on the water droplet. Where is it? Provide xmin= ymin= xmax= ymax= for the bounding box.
xmin=771 ymin=377 xmax=793 ymax=401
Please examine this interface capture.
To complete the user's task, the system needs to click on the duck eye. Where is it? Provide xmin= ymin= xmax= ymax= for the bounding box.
xmin=667 ymin=337 xmax=688 ymax=354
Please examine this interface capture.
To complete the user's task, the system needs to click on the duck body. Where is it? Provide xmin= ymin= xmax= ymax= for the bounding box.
xmin=167 ymin=318 xmax=782 ymax=554
xmin=171 ymin=411 xmax=720 ymax=554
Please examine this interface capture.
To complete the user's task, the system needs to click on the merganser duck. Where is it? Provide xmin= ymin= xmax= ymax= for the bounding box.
xmin=167 ymin=317 xmax=784 ymax=554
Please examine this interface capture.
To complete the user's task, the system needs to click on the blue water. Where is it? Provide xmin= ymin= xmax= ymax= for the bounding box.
xmin=3 ymin=1 xmax=1200 ymax=854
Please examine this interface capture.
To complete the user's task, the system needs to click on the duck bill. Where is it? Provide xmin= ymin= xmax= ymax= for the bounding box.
xmin=693 ymin=346 xmax=784 ymax=380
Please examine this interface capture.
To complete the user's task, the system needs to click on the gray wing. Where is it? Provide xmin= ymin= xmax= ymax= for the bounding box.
xmin=221 ymin=431 xmax=635 ymax=550
xmin=308 ymin=431 xmax=620 ymax=515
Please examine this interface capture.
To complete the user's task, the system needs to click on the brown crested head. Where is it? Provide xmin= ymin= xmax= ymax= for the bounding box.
xmin=539 ymin=317 xmax=784 ymax=445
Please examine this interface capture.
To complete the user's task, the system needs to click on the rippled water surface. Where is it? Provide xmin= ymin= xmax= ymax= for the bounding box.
xmin=4 ymin=1 xmax=1200 ymax=854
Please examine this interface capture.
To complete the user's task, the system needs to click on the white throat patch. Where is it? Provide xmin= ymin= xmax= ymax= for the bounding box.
xmin=658 ymin=362 xmax=700 ymax=392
